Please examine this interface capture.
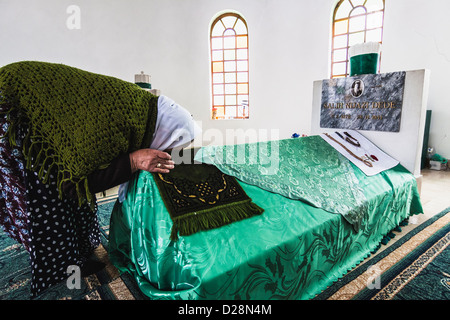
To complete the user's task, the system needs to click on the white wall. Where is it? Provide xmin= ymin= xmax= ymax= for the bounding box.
xmin=381 ymin=0 xmax=450 ymax=158
xmin=0 ymin=0 xmax=448 ymax=157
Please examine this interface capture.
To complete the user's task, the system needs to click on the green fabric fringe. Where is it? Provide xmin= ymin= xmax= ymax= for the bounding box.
xmin=170 ymin=200 xmax=264 ymax=241
xmin=3 ymin=109 xmax=97 ymax=209
xmin=379 ymin=217 xmax=409 ymax=246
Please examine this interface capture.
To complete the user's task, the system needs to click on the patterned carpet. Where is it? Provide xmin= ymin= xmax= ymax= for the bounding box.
xmin=0 ymin=198 xmax=148 ymax=300
xmin=314 ymin=206 xmax=450 ymax=300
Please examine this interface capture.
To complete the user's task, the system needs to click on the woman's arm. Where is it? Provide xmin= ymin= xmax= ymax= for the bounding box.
xmin=62 ymin=149 xmax=174 ymax=199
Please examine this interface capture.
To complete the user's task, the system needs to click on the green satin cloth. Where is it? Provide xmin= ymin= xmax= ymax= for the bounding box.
xmin=195 ymin=136 xmax=367 ymax=231
xmin=108 ymin=139 xmax=423 ymax=300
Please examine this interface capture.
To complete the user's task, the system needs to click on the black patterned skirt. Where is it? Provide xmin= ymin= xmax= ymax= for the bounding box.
xmin=1 ymin=113 xmax=101 ymax=297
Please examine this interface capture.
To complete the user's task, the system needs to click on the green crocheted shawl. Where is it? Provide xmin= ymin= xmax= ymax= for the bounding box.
xmin=0 ymin=61 xmax=158 ymax=208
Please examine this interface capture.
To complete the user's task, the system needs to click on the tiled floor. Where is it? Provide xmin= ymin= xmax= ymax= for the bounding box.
xmin=420 ymin=168 xmax=450 ymax=218
xmin=377 ymin=168 xmax=450 ymax=252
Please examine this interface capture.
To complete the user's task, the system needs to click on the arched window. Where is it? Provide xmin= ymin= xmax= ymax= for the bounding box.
xmin=331 ymin=0 xmax=385 ymax=78
xmin=210 ymin=12 xmax=249 ymax=120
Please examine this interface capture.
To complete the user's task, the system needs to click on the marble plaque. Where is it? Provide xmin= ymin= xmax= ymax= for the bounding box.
xmin=320 ymin=72 xmax=406 ymax=132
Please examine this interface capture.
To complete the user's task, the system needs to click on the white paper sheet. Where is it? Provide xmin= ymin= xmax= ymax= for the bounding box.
xmin=320 ymin=130 xmax=399 ymax=176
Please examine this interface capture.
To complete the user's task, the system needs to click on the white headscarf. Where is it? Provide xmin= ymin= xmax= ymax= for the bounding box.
xmin=150 ymin=95 xmax=202 ymax=150
xmin=118 ymin=95 xmax=202 ymax=202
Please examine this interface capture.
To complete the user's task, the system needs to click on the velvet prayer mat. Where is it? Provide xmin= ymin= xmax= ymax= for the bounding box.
xmin=152 ymin=161 xmax=264 ymax=240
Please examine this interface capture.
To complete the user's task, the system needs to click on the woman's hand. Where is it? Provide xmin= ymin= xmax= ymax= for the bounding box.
xmin=129 ymin=149 xmax=175 ymax=174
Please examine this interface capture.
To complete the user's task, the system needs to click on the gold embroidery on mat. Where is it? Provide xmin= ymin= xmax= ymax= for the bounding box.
xmin=157 ymin=172 xmax=227 ymax=204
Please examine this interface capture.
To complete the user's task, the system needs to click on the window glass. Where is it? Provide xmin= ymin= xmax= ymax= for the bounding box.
xmin=210 ymin=13 xmax=249 ymax=119
xmin=331 ymin=0 xmax=385 ymax=78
